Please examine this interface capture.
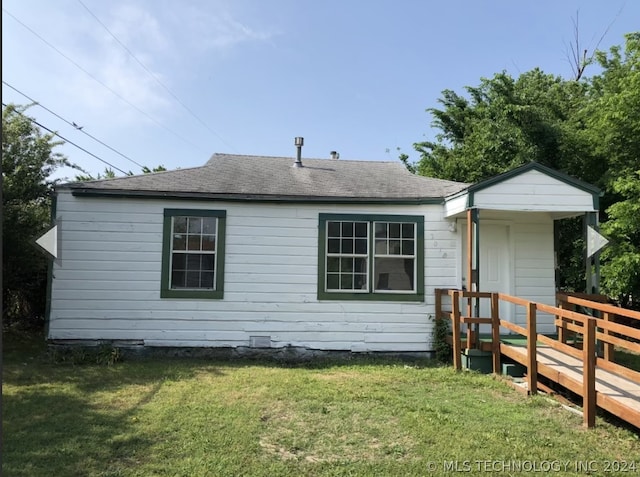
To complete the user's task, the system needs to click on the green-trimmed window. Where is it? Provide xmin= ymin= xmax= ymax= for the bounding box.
xmin=318 ymin=214 xmax=424 ymax=301
xmin=161 ymin=209 xmax=226 ymax=299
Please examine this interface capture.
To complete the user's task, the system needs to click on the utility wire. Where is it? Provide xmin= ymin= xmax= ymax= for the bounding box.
xmin=77 ymin=0 xmax=237 ymax=152
xmin=3 ymin=8 xmax=207 ymax=155
xmin=3 ymin=102 xmax=129 ymax=175
xmin=3 ymin=80 xmax=146 ymax=170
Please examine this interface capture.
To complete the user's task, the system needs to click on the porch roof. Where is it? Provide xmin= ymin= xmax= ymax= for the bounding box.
xmin=443 ymin=162 xmax=601 ymax=219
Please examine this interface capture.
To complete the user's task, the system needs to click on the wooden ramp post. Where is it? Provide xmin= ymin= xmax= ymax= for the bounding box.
xmin=491 ymin=293 xmax=501 ymax=374
xmin=452 ymin=290 xmax=462 ymax=371
xmin=583 ymin=318 xmax=596 ymax=427
xmin=526 ymin=302 xmax=537 ymax=395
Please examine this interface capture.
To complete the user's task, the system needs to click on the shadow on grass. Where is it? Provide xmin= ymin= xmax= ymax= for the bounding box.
xmin=3 ymin=386 xmax=156 ymax=476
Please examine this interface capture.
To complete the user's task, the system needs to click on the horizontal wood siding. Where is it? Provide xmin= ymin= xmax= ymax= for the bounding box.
xmin=474 ymin=170 xmax=595 ymax=212
xmin=512 ymin=215 xmax=556 ymax=332
xmin=49 ymin=191 xmax=459 ymax=351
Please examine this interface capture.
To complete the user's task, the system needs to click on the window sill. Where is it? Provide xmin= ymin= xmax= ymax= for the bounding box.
xmin=317 ymin=292 xmax=424 ymax=302
xmin=160 ymin=289 xmax=224 ymax=299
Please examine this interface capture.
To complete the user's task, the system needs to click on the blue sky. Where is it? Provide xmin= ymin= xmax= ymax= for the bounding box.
xmin=2 ymin=0 xmax=638 ymax=179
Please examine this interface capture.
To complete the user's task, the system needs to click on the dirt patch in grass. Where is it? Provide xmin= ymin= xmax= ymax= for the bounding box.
xmin=258 ymin=401 xmax=417 ymax=463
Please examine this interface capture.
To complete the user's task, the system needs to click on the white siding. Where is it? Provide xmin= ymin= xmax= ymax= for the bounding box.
xmin=473 ymin=170 xmax=596 ymax=212
xmin=511 ymin=214 xmax=556 ymax=333
xmin=49 ymin=191 xmax=460 ymax=352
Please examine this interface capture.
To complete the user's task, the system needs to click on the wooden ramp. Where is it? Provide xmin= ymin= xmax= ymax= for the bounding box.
xmin=436 ymin=289 xmax=640 ymax=429
xmin=502 ymin=343 xmax=640 ymax=429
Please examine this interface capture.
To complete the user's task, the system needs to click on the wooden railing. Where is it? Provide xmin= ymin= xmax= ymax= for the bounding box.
xmin=434 ymin=288 xmax=640 ymax=428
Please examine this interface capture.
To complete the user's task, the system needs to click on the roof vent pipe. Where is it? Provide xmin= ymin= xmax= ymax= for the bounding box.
xmin=330 ymin=151 xmax=340 ymax=160
xmin=294 ymin=137 xmax=304 ymax=167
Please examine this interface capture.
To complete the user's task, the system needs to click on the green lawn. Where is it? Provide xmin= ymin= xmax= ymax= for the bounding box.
xmin=3 ymin=333 xmax=640 ymax=476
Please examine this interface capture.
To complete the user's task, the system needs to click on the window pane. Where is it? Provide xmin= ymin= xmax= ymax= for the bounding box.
xmin=328 ymin=221 xmax=340 ymax=237
xmin=202 ymin=235 xmax=216 ymax=251
xmin=171 ymin=270 xmax=185 ymax=288
xmin=354 ymin=257 xmax=367 ymax=273
xmin=328 ymin=239 xmax=340 ymax=254
xmin=355 ymin=222 xmax=367 ymax=238
xmin=340 ymin=274 xmax=353 ymax=290
xmin=374 ymin=257 xmax=414 ymax=291
xmin=341 ymin=257 xmax=353 ymax=272
xmin=389 ymin=240 xmax=401 ymax=255
xmin=354 ymin=274 xmax=367 ymax=290
xmin=172 ymin=253 xmax=186 ymax=269
xmin=187 ymin=235 xmax=201 ymax=251
xmin=402 ymin=223 xmax=414 ymax=238
xmin=355 ymin=238 xmax=367 ymax=254
xmin=187 ymin=254 xmax=201 ymax=270
xmin=188 ymin=217 xmax=202 ymax=233
xmin=202 ymin=254 xmax=215 ymax=271
xmin=173 ymin=234 xmax=186 ymax=250
xmin=389 ymin=223 xmax=401 ymax=238
xmin=341 ymin=238 xmax=353 ymax=254
xmin=201 ymin=272 xmax=214 ymax=288
xmin=327 ymin=257 xmax=340 ymax=272
xmin=203 ymin=218 xmax=217 ymax=235
xmin=341 ymin=222 xmax=354 ymax=237
xmin=186 ymin=271 xmax=200 ymax=288
xmin=173 ymin=217 xmax=187 ymax=233
xmin=327 ymin=273 xmax=340 ymax=290
xmin=375 ymin=239 xmax=387 ymax=255
xmin=374 ymin=222 xmax=386 ymax=237
xmin=402 ymin=239 xmax=415 ymax=256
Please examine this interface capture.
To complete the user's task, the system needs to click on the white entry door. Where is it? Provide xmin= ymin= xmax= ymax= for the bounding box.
xmin=461 ymin=223 xmax=513 ymax=326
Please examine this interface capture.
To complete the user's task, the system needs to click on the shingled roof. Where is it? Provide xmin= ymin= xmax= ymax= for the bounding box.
xmin=64 ymin=153 xmax=468 ymax=203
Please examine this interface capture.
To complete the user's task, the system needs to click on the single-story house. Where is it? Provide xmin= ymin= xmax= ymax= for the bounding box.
xmin=47 ymin=147 xmax=601 ymax=354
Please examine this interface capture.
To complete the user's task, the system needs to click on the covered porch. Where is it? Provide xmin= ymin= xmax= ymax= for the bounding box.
xmin=443 ymin=162 xmax=602 ymax=337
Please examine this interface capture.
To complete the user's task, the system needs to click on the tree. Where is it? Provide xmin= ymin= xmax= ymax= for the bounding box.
xmin=2 ymin=104 xmax=74 ymax=328
xmin=588 ymin=33 xmax=640 ymax=307
xmin=410 ymin=69 xmax=601 ymax=185
xmin=406 ymin=68 xmax=594 ymax=291
xmin=74 ymin=165 xmax=167 ymax=182
xmin=404 ymin=32 xmax=640 ymax=307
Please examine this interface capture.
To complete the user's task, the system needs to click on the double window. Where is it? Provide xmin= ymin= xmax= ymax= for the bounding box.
xmin=161 ymin=209 xmax=226 ymax=299
xmin=318 ymin=214 xmax=424 ymax=301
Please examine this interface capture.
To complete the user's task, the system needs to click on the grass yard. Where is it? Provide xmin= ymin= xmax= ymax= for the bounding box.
xmin=3 ymin=333 xmax=640 ymax=476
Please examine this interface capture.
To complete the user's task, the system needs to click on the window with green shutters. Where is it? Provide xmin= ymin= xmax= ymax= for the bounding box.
xmin=318 ymin=214 xmax=424 ymax=301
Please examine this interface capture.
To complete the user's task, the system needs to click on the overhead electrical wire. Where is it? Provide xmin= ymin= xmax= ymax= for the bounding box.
xmin=3 ymin=8 xmax=207 ymax=155
xmin=76 ymin=0 xmax=237 ymax=152
xmin=3 ymin=102 xmax=129 ymax=175
xmin=3 ymin=80 xmax=146 ymax=170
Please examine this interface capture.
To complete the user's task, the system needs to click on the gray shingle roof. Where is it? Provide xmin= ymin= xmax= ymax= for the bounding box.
xmin=64 ymin=153 xmax=468 ymax=202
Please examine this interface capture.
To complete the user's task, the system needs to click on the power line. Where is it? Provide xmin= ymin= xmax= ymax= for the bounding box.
xmin=3 ymin=8 xmax=207 ymax=155
xmin=76 ymin=0 xmax=237 ymax=152
xmin=3 ymin=80 xmax=146 ymax=170
xmin=3 ymin=102 xmax=129 ymax=175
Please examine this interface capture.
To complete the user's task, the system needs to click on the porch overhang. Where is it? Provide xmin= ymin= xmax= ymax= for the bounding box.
xmin=443 ymin=162 xmax=601 ymax=220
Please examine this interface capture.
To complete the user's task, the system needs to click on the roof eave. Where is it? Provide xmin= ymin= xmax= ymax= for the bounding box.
xmin=67 ymin=188 xmax=445 ymax=204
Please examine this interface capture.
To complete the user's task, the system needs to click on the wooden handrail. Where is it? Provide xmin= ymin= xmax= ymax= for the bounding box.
xmin=499 ymin=320 xmax=527 ymax=335
xmin=497 ymin=293 xmax=531 ymax=307
xmin=436 ymin=288 xmax=640 ymax=428
xmin=557 ymin=293 xmax=640 ymax=322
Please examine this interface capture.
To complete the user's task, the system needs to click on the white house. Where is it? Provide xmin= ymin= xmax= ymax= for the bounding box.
xmin=47 ymin=151 xmax=601 ymax=354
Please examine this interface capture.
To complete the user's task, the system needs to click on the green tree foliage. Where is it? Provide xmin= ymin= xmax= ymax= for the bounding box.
xmin=2 ymin=103 xmax=168 ymax=329
xmin=2 ymin=104 xmax=73 ymax=328
xmin=412 ymin=69 xmax=594 ymax=183
xmin=406 ymin=32 xmax=640 ymax=307
xmin=74 ymin=164 xmax=166 ymax=182
xmin=591 ymin=33 xmax=640 ymax=307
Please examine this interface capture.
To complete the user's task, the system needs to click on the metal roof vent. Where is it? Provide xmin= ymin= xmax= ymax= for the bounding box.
xmin=294 ymin=137 xmax=304 ymax=167
xmin=330 ymin=151 xmax=340 ymax=160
